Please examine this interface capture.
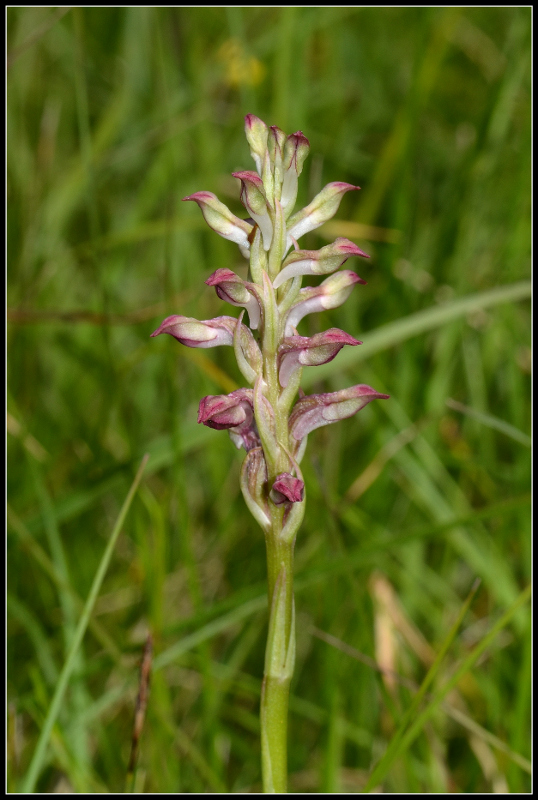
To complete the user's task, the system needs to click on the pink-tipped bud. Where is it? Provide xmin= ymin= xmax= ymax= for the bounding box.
xmin=245 ymin=114 xmax=269 ymax=175
xmin=270 ymin=473 xmax=305 ymax=505
xmin=198 ymin=389 xmax=259 ymax=451
xmin=232 ymin=171 xmax=273 ymax=251
xmin=281 ymin=131 xmax=310 ymax=213
xmin=150 ymin=315 xmax=236 ymax=348
xmin=289 ymin=384 xmax=390 ymax=441
xmin=183 ymin=191 xmax=253 ymax=258
xmin=286 ymin=182 xmax=360 ymax=245
xmin=283 ymin=271 xmax=366 ymax=336
xmin=205 ymin=268 xmax=261 ymax=329
xmin=274 ymin=238 xmax=369 ymax=288
xmin=278 ymin=328 xmax=361 ymax=387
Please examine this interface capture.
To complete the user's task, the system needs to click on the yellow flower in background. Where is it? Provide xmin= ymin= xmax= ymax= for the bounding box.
xmin=217 ymin=38 xmax=266 ymax=88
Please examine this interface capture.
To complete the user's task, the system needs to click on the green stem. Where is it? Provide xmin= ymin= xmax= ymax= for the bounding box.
xmin=261 ymin=531 xmax=295 ymax=793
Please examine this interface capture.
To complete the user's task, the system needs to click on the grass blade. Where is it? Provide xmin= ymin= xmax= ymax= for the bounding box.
xmin=20 ymin=454 xmax=149 ymax=793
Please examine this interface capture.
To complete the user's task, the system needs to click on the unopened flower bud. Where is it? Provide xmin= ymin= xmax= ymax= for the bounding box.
xmin=245 ymin=114 xmax=268 ymax=176
xmin=198 ymin=389 xmax=259 ymax=451
xmin=270 ymin=473 xmax=305 ymax=505
xmin=284 ymin=271 xmax=366 ymax=336
xmin=232 ymin=171 xmax=273 ymax=251
xmin=150 ymin=315 xmax=236 ymax=347
xmin=281 ymin=131 xmax=310 ymax=213
xmin=289 ymin=384 xmax=390 ymax=441
xmin=278 ymin=328 xmax=361 ymax=387
xmin=286 ymin=182 xmax=360 ymax=246
xmin=274 ymin=238 xmax=369 ymax=289
xmin=183 ymin=191 xmax=253 ymax=258
xmin=205 ymin=268 xmax=261 ymax=329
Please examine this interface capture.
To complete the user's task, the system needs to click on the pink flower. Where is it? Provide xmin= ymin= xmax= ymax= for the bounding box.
xmin=283 ymin=271 xmax=366 ymax=336
xmin=232 ymin=171 xmax=273 ymax=250
xmin=286 ymin=182 xmax=360 ymax=247
xmin=278 ymin=328 xmax=362 ymax=387
xmin=205 ymin=269 xmax=261 ymax=329
xmin=150 ymin=315 xmax=236 ymax=347
xmin=289 ymin=384 xmax=390 ymax=441
xmin=273 ymin=238 xmax=369 ymax=289
xmin=198 ymin=389 xmax=259 ymax=451
xmin=270 ymin=473 xmax=305 ymax=505
xmin=183 ymin=191 xmax=253 ymax=258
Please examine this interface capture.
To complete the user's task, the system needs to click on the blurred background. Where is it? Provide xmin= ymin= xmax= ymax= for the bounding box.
xmin=7 ymin=7 xmax=530 ymax=793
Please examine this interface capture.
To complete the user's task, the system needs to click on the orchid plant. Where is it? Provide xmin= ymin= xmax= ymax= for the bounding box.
xmin=151 ymin=115 xmax=389 ymax=793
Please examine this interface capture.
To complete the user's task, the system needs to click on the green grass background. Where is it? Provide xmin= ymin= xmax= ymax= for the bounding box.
xmin=7 ymin=7 xmax=531 ymax=793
